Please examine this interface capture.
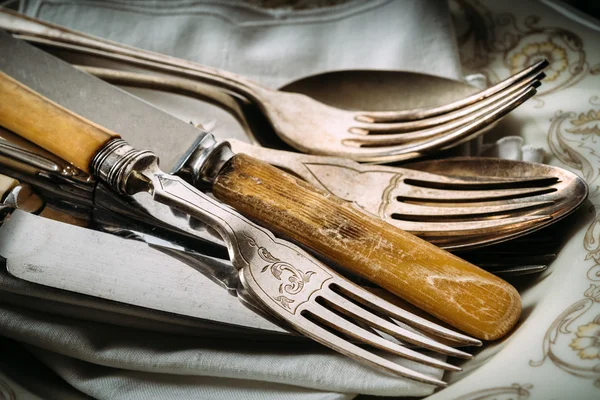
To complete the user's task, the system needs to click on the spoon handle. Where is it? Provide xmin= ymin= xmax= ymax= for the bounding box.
xmin=1 ymin=9 xmax=264 ymax=100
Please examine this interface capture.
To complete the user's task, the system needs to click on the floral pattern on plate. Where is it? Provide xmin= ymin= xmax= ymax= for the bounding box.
xmin=431 ymin=1 xmax=600 ymax=398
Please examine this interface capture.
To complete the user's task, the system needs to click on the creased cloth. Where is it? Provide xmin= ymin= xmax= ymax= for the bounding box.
xmin=19 ymin=0 xmax=463 ymax=88
xmin=1 ymin=0 xmax=465 ymax=399
xmin=0 ymin=294 xmax=447 ymax=399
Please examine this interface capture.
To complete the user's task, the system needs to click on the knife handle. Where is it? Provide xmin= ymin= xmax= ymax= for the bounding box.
xmin=0 ymin=172 xmax=87 ymax=226
xmin=212 ymin=154 xmax=521 ymax=340
xmin=0 ymin=71 xmax=118 ymax=173
xmin=0 ymin=174 xmax=19 ymax=200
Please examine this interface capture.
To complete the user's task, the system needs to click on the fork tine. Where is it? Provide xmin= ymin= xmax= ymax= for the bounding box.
xmin=393 ymin=185 xmax=555 ymax=202
xmin=345 ymin=82 xmax=540 ymax=145
xmin=481 ymin=265 xmax=548 ymax=277
xmin=349 ymin=75 xmax=543 ymax=136
xmin=319 ymin=288 xmax=472 ymax=358
xmin=292 ymin=312 xmax=449 ymax=387
xmin=306 ymin=304 xmax=461 ymax=371
xmin=386 ymin=200 xmax=553 ymax=219
xmin=330 ymin=280 xmax=482 ymax=346
xmin=357 ymin=59 xmax=548 ymax=123
xmin=427 ymin=228 xmax=556 ymax=248
xmin=393 ymin=214 xmax=550 ymax=236
xmin=339 ymin=86 xmax=537 ymax=162
xmin=403 ymin=175 xmax=559 ymax=189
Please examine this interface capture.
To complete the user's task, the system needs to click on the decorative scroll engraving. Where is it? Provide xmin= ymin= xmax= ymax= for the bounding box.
xmin=530 ymin=212 xmax=600 ymax=388
xmin=455 ymin=383 xmax=532 ymax=400
xmin=246 ymin=235 xmax=316 ymax=310
xmin=449 ymin=0 xmax=600 ymax=392
xmin=547 ymin=102 xmax=600 ymax=198
xmin=452 ymin=0 xmax=600 ymax=104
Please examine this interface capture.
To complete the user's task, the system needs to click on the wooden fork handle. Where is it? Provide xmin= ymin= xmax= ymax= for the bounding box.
xmin=0 ymin=70 xmax=520 ymax=340
xmin=213 ymin=154 xmax=521 ymax=340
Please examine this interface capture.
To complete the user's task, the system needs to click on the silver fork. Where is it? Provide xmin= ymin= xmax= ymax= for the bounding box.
xmin=0 ymin=8 xmax=547 ymax=162
xmin=74 ymin=61 xmax=543 ymax=163
xmin=224 ymin=140 xmax=587 ymax=251
xmin=0 ymin=171 xmax=479 ymax=388
xmin=76 ymin=64 xmax=544 ymax=158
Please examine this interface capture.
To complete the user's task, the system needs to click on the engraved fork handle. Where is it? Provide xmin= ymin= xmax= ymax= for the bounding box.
xmin=91 ymin=139 xmax=334 ymax=316
xmin=143 ymin=155 xmax=277 ymax=270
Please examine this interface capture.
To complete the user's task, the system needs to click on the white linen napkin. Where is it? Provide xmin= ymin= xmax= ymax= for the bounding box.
xmin=2 ymin=0 xmax=466 ymax=398
xmin=20 ymin=0 xmax=464 ymax=88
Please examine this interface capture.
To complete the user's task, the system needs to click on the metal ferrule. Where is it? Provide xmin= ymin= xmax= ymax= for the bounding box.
xmin=91 ymin=139 xmax=155 ymax=194
xmin=92 ymin=135 xmax=234 ymax=193
xmin=175 ymin=134 xmax=235 ymax=187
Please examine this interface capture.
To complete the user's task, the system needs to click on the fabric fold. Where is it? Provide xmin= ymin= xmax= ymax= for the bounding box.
xmin=0 ymin=303 xmax=444 ymax=397
xmin=3 ymin=0 xmax=464 ymax=398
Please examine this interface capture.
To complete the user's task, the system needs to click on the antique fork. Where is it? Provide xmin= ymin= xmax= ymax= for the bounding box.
xmin=0 ymin=8 xmax=547 ymax=162
xmin=0 ymin=74 xmax=488 ymax=388
xmin=45 ymin=64 xmax=586 ymax=251
xmin=76 ymin=65 xmax=544 ymax=157
xmin=226 ymin=140 xmax=587 ymax=251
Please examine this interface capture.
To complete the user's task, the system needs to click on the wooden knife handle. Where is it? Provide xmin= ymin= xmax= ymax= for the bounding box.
xmin=213 ymin=154 xmax=521 ymax=340
xmin=0 ymin=71 xmax=118 ymax=173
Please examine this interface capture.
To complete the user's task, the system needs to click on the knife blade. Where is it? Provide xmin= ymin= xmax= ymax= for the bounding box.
xmin=0 ymin=174 xmax=288 ymax=334
xmin=0 ymin=209 xmax=288 ymax=335
xmin=0 ymin=28 xmax=201 ymax=175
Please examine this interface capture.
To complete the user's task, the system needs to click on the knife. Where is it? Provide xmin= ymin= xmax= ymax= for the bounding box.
xmin=0 ymin=172 xmax=290 ymax=334
xmin=0 ymin=31 xmax=520 ymax=340
xmin=0 ymin=208 xmax=288 ymax=335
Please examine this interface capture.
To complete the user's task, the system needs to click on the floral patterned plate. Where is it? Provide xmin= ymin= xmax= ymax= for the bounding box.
xmin=2 ymin=1 xmax=597 ymax=398
xmin=425 ymin=1 xmax=600 ymax=399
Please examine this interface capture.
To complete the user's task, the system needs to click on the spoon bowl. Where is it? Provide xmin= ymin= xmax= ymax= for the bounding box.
xmin=280 ymin=69 xmax=481 ymax=112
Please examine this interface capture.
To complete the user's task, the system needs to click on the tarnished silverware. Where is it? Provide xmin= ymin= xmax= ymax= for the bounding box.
xmin=0 ymin=33 xmax=498 ymax=387
xmin=0 ymin=32 xmax=525 ymax=343
xmin=227 ymin=140 xmax=588 ymax=251
xmin=11 ymin=59 xmax=578 ymax=251
xmin=0 ymin=9 xmax=547 ymax=163
xmin=79 ymin=65 xmax=544 ymax=162
xmin=0 ymin=132 xmax=559 ymax=277
xmin=0 ymin=89 xmax=478 ymax=388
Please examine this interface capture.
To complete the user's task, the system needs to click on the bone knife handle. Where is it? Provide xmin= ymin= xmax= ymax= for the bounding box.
xmin=0 ymin=70 xmax=520 ymax=340
xmin=0 ymin=71 xmax=118 ymax=173
xmin=0 ymin=174 xmax=19 ymax=200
